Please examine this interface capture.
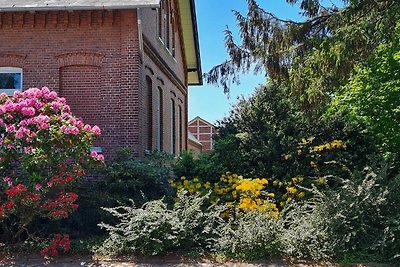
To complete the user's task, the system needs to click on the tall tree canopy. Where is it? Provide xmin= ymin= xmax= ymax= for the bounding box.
xmin=209 ymin=83 xmax=375 ymax=179
xmin=205 ymin=0 xmax=400 ymax=109
xmin=328 ymin=23 xmax=400 ymax=155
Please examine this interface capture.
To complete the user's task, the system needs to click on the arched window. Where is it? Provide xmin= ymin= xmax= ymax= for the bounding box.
xmin=146 ymin=76 xmax=153 ymax=150
xmin=178 ymin=105 xmax=183 ymax=152
xmin=0 ymin=67 xmax=23 ymax=95
xmin=170 ymin=98 xmax=176 ymax=155
xmin=156 ymin=87 xmax=163 ymax=151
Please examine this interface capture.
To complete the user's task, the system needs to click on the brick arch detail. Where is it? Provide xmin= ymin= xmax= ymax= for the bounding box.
xmin=145 ymin=65 xmax=155 ymax=76
xmin=0 ymin=53 xmax=26 ymax=67
xmin=55 ymin=52 xmax=104 ymax=68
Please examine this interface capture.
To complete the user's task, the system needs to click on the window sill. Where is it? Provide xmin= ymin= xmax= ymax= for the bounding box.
xmin=0 ymin=89 xmax=21 ymax=96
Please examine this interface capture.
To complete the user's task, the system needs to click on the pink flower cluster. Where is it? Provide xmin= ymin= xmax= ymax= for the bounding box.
xmin=0 ymin=87 xmax=101 ymax=149
xmin=0 ymin=87 xmax=103 ymax=255
xmin=90 ymin=151 xmax=105 ymax=161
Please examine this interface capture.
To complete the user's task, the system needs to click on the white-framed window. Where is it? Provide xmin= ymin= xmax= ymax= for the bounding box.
xmin=158 ymin=0 xmax=174 ymax=56
xmin=0 ymin=67 xmax=23 ymax=96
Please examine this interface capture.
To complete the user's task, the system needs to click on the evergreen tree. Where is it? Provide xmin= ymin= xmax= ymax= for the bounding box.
xmin=205 ymin=0 xmax=400 ymax=109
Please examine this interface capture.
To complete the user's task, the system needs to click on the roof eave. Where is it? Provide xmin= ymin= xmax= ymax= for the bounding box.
xmin=187 ymin=0 xmax=202 ymax=86
xmin=0 ymin=4 xmax=159 ymax=12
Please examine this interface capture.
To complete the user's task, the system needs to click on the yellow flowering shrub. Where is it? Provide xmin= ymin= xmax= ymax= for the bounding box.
xmin=170 ymin=172 xmax=307 ymax=219
xmin=283 ymin=137 xmax=347 ymax=186
xmin=170 ymin=138 xmax=347 ymax=220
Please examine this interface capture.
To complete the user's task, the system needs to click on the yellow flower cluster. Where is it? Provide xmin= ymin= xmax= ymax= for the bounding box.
xmin=233 ymin=178 xmax=277 ymax=216
xmin=170 ymin=173 xmax=307 ymax=219
xmin=279 ymin=176 xmax=305 ymax=207
xmin=236 ymin=178 xmax=268 ymax=195
xmin=301 ymin=136 xmax=316 ymax=145
xmin=312 ymin=139 xmax=346 ymax=152
xmin=314 ymin=176 xmax=327 ymax=185
xmin=237 ymin=198 xmax=279 ymax=218
xmin=284 ymin=138 xmax=346 ymax=160
xmin=169 ymin=176 xmax=203 ymax=194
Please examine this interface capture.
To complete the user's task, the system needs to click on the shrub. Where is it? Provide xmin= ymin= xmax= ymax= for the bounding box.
xmin=96 ymin=191 xmax=223 ymax=256
xmin=170 ymin=173 xmax=297 ymax=217
xmin=63 ymin=149 xmax=174 ymax=237
xmin=101 ymin=149 xmax=173 ymax=206
xmin=206 ymin=84 xmax=377 ymax=181
xmin=323 ymin=167 xmax=395 ymax=258
xmin=173 ymin=151 xmax=226 ymax=182
xmin=279 ymin=196 xmax=335 ymax=260
xmin=215 ymin=211 xmax=282 ymax=259
xmin=279 ymin=163 xmax=400 ymax=261
xmin=96 ymin=162 xmax=400 ymax=262
xmin=0 ymin=87 xmax=101 ymax=244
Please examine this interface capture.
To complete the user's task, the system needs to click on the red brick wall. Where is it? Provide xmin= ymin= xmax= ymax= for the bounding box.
xmin=0 ymin=6 xmax=189 ymax=158
xmin=60 ymin=65 xmax=104 ymax=147
xmin=0 ymin=10 xmax=141 ymax=158
xmin=60 ymin=66 xmax=102 ymax=126
xmin=188 ymin=118 xmax=216 ymax=152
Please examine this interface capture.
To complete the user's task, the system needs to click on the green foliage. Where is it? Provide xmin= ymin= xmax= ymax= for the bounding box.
xmin=97 ymin=162 xmax=400 ymax=262
xmin=101 ymin=148 xmax=173 ymax=205
xmin=279 ymin=163 xmax=400 ymax=262
xmin=279 ymin=197 xmax=334 ymax=260
xmin=96 ymin=191 xmax=223 ymax=256
xmin=329 ymin=24 xmax=400 ymax=155
xmin=207 ymin=84 xmax=375 ymax=181
xmin=205 ymin=0 xmax=400 ymax=109
xmin=69 ymin=236 xmax=106 ymax=255
xmin=172 ymin=151 xmax=198 ymax=179
xmin=63 ymin=149 xmax=174 ymax=237
xmin=212 ymin=84 xmax=300 ymax=178
xmin=173 ymin=151 xmax=226 ymax=182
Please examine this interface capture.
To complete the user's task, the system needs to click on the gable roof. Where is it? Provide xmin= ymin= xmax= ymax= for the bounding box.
xmin=0 ymin=0 xmax=160 ymax=11
xmin=188 ymin=116 xmax=215 ymax=128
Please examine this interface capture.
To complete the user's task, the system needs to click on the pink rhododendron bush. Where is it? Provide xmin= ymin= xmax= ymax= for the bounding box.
xmin=0 ymin=87 xmax=102 ymax=254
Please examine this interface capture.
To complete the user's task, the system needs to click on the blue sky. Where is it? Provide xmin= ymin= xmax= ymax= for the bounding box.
xmin=188 ymin=0 xmax=303 ymax=124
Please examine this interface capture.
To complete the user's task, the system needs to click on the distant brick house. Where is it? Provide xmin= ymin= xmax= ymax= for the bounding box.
xmin=0 ymin=0 xmax=202 ymax=158
xmin=188 ymin=116 xmax=216 ymax=152
xmin=187 ymin=131 xmax=203 ymax=156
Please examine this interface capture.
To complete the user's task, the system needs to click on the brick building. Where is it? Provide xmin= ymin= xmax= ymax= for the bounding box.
xmin=0 ymin=0 xmax=202 ymax=158
xmin=187 ymin=131 xmax=203 ymax=156
xmin=188 ymin=116 xmax=216 ymax=152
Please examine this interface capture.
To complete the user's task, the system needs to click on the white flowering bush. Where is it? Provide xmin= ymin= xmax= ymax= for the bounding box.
xmin=96 ymin=191 xmax=223 ymax=256
xmin=215 ymin=211 xmax=283 ymax=259
xmin=279 ymin=166 xmax=396 ymax=261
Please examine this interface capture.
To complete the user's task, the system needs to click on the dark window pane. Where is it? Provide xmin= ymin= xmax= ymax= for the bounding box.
xmin=0 ymin=73 xmax=21 ymax=89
